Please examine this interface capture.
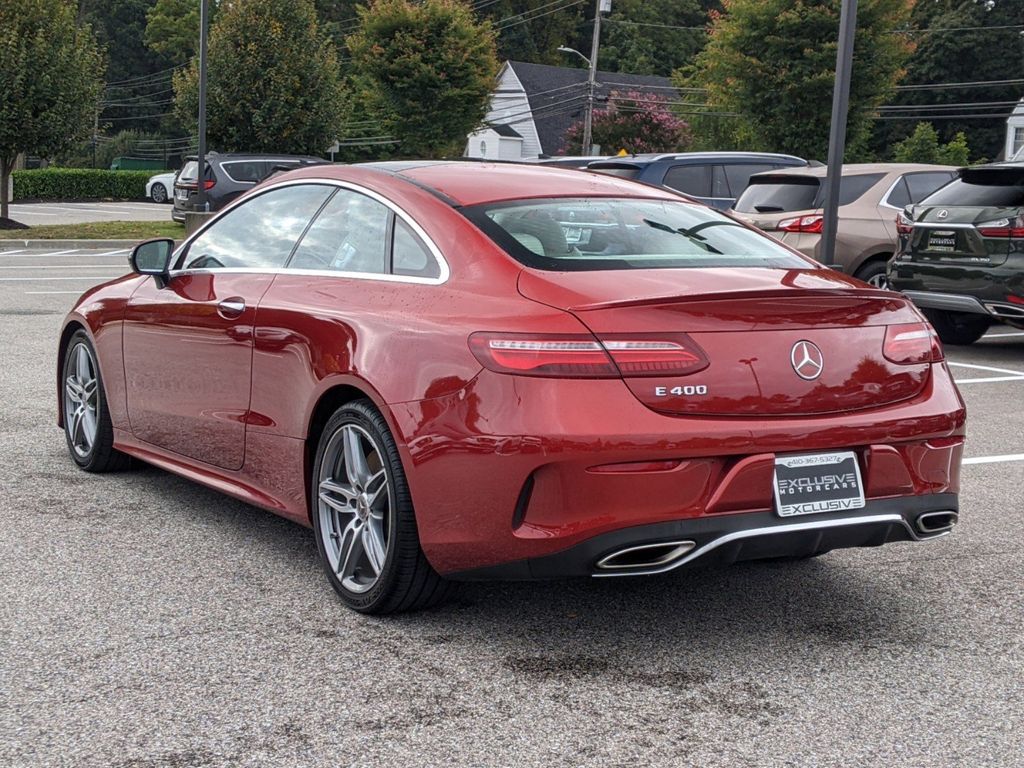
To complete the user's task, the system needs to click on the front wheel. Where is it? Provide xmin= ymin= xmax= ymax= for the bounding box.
xmin=854 ymin=260 xmax=890 ymax=289
xmin=922 ymin=309 xmax=990 ymax=346
xmin=311 ymin=400 xmax=452 ymax=614
xmin=150 ymin=182 xmax=167 ymax=204
xmin=62 ymin=331 xmax=130 ymax=472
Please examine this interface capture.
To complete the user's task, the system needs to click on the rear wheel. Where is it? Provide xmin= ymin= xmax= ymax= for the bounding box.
xmin=62 ymin=330 xmax=130 ymax=472
xmin=311 ymin=400 xmax=451 ymax=614
xmin=854 ymin=259 xmax=889 ymax=289
xmin=150 ymin=182 xmax=167 ymax=204
xmin=922 ymin=309 xmax=990 ymax=346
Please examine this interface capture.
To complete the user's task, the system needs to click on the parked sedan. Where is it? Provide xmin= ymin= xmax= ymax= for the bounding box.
xmin=59 ymin=162 xmax=965 ymax=614
xmin=732 ymin=164 xmax=957 ymax=286
xmin=145 ymin=171 xmax=176 ymax=204
xmin=889 ymin=162 xmax=1024 ymax=344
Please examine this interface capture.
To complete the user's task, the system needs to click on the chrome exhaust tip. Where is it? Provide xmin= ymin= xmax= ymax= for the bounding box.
xmin=916 ymin=511 xmax=958 ymax=535
xmin=595 ymin=540 xmax=696 ymax=571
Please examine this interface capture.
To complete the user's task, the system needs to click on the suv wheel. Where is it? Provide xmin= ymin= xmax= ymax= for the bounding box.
xmin=923 ymin=309 xmax=990 ymax=346
xmin=854 ymin=260 xmax=889 ymax=289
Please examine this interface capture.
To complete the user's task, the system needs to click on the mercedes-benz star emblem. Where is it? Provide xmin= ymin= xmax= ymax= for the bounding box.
xmin=791 ymin=340 xmax=824 ymax=381
xmin=937 ymin=209 xmax=949 ymax=219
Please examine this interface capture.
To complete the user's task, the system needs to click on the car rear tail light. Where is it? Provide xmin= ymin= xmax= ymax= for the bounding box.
xmin=178 ymin=180 xmax=215 ymax=191
xmin=777 ymin=214 xmax=823 ymax=234
xmin=468 ymin=332 xmax=709 ymax=378
xmin=1008 ymin=294 xmax=1024 ymax=305
xmin=976 ymin=216 xmax=1024 ymax=238
xmin=883 ymin=322 xmax=943 ymax=364
xmin=895 ymin=211 xmax=914 ymax=236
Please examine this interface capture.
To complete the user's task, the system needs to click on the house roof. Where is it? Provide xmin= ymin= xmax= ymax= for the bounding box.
xmin=506 ymin=61 xmax=677 ymax=155
xmin=489 ymin=123 xmax=523 ymax=139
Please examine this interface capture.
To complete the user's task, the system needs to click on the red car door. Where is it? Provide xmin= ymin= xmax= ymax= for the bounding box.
xmin=121 ymin=183 xmax=335 ymax=470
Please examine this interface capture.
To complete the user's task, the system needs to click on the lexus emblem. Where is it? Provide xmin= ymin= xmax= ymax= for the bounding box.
xmin=791 ymin=340 xmax=824 ymax=381
xmin=937 ymin=209 xmax=949 ymax=219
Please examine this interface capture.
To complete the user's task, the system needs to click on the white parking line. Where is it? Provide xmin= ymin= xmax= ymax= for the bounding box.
xmin=14 ymin=249 xmax=82 ymax=257
xmin=0 ymin=265 xmax=126 ymax=270
xmin=0 ymin=249 xmax=26 ymax=255
xmin=0 ymin=276 xmax=117 ymax=281
xmin=947 ymin=361 xmax=1024 ymax=377
xmin=24 ymin=291 xmax=85 ymax=295
xmin=955 ymin=376 xmax=1024 ymax=384
xmin=984 ymin=331 xmax=1024 ymax=338
xmin=0 ymin=250 xmax=126 ymax=258
xmin=963 ymin=454 xmax=1024 ymax=465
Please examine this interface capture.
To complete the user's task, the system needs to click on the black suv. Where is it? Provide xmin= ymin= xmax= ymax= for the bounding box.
xmin=172 ymin=152 xmax=326 ymax=222
xmin=889 ymin=163 xmax=1024 ymax=345
xmin=585 ymin=152 xmax=810 ymax=209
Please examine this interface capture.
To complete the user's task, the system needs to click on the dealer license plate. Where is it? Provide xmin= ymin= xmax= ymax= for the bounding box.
xmin=773 ymin=451 xmax=865 ymax=517
xmin=927 ymin=231 xmax=957 ymax=252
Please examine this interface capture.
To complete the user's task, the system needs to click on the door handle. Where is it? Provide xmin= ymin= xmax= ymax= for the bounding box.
xmin=217 ymin=297 xmax=246 ymax=318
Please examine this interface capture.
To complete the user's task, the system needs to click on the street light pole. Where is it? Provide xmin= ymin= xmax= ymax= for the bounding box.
xmin=820 ymin=0 xmax=858 ymax=268
xmin=196 ymin=0 xmax=210 ymax=212
xmin=582 ymin=0 xmax=609 ymax=155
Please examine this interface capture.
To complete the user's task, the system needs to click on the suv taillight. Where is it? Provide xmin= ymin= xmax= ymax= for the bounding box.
xmin=468 ymin=332 xmax=709 ymax=378
xmin=777 ymin=214 xmax=823 ymax=234
xmin=976 ymin=215 xmax=1024 ymax=238
xmin=895 ymin=211 xmax=914 ymax=236
xmin=883 ymin=322 xmax=943 ymax=364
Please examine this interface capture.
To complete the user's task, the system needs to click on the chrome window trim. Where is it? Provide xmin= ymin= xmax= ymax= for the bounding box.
xmin=170 ymin=177 xmax=451 ymax=285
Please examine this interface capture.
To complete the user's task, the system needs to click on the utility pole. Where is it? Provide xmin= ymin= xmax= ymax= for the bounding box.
xmin=820 ymin=0 xmax=857 ymax=268
xmin=196 ymin=0 xmax=210 ymax=211
xmin=582 ymin=0 xmax=610 ymax=155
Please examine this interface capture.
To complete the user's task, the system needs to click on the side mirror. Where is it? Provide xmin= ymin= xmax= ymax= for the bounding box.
xmin=130 ymin=238 xmax=175 ymax=287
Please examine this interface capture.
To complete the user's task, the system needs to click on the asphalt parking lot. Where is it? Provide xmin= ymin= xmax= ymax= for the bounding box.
xmin=2 ymin=248 xmax=1022 ymax=767
xmin=6 ymin=201 xmax=172 ymax=226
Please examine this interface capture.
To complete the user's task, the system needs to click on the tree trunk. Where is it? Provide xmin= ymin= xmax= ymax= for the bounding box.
xmin=0 ymin=155 xmax=9 ymax=222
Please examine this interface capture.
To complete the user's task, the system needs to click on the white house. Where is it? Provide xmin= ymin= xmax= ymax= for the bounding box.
xmin=466 ymin=61 xmax=677 ymax=161
xmin=1006 ymin=98 xmax=1024 ymax=160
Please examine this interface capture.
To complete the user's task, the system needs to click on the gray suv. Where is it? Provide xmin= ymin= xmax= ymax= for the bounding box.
xmin=172 ymin=152 xmax=326 ymax=222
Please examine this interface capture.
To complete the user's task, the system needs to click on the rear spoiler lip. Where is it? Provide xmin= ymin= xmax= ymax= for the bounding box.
xmin=563 ymin=286 xmax=904 ymax=313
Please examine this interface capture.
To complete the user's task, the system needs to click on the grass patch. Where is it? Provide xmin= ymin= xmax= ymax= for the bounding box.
xmin=0 ymin=219 xmax=186 ymax=241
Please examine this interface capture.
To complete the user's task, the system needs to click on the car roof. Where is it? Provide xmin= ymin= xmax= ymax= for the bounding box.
xmin=587 ymin=151 xmax=808 ymax=168
xmin=183 ymin=153 xmax=324 ymax=162
xmin=348 ymin=161 xmax=685 ymax=206
xmin=748 ymin=162 xmax=956 ymax=180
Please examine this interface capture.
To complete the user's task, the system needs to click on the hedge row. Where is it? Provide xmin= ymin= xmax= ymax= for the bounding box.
xmin=12 ymin=168 xmax=168 ymax=201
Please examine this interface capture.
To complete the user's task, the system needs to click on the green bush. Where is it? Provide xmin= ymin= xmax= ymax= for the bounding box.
xmin=12 ymin=168 xmax=165 ymax=201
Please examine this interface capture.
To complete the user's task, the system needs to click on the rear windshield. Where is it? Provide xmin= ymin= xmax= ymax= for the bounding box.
xmin=734 ymin=173 xmax=884 ymax=213
xmin=921 ymin=168 xmax=1024 ymax=207
xmin=461 ymin=197 xmax=809 ymax=271
xmin=177 ymin=161 xmax=213 ymax=182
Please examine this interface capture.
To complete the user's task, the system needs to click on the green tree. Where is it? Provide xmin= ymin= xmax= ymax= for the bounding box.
xmin=345 ymin=0 xmax=499 ymax=158
xmin=680 ymin=0 xmax=914 ymax=160
xmin=0 ymin=0 xmax=105 ymax=222
xmin=893 ymin=122 xmax=970 ymax=166
xmin=173 ymin=0 xmax=344 ymax=154
xmin=145 ymin=0 xmax=206 ymax=64
xmin=873 ymin=0 xmax=1023 ymax=161
xmin=599 ymin=0 xmax=708 ymax=77
xmin=477 ymin=2 xmax=586 ymax=66
xmin=562 ymin=91 xmax=693 ymax=154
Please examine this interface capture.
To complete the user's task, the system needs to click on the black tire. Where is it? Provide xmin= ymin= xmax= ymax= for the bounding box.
xmin=61 ymin=330 xmax=131 ymax=472
xmin=311 ymin=399 xmax=453 ymax=614
xmin=150 ymin=182 xmax=167 ymax=204
xmin=922 ymin=309 xmax=990 ymax=346
xmin=854 ymin=259 xmax=890 ymax=289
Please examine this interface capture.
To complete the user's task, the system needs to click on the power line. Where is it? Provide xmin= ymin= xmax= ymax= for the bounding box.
xmin=895 ymin=78 xmax=1024 ymax=91
xmin=104 ymin=64 xmax=185 ymax=87
xmin=496 ymin=0 xmax=586 ymax=31
xmin=603 ymin=19 xmax=708 ymax=32
xmin=896 ymin=24 xmax=1024 ymax=34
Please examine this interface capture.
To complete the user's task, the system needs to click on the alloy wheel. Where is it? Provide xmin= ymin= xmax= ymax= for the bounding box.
xmin=867 ymin=273 xmax=889 ymax=289
xmin=317 ymin=424 xmax=391 ymax=594
xmin=64 ymin=342 xmax=99 ymax=458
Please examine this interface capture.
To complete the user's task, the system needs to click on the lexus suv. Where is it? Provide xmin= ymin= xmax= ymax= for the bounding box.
xmin=888 ymin=162 xmax=1024 ymax=344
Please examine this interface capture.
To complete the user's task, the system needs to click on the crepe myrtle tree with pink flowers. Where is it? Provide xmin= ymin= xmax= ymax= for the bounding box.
xmin=562 ymin=91 xmax=692 ymax=156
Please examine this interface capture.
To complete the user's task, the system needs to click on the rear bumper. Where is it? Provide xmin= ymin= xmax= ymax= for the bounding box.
xmin=901 ymin=290 xmax=1024 ymax=324
xmin=449 ymin=494 xmax=958 ymax=580
xmin=391 ymin=365 xmax=966 ymax=576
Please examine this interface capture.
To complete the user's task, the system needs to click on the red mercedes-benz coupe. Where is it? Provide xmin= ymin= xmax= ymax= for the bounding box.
xmin=58 ymin=162 xmax=966 ymax=613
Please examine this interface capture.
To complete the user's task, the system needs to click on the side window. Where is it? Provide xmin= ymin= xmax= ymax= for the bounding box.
xmin=885 ymin=177 xmax=912 ymax=209
xmin=724 ymin=164 xmax=775 ymax=198
xmin=834 ymin=173 xmax=885 ymax=206
xmin=711 ymin=165 xmax=730 ymax=198
xmin=289 ymin=189 xmax=390 ymax=274
xmin=906 ymin=172 xmax=955 ymax=203
xmin=220 ymin=161 xmax=263 ymax=183
xmin=392 ymin=218 xmax=440 ymax=278
xmin=663 ymin=164 xmax=711 ymax=197
xmin=181 ymin=184 xmax=332 ymax=270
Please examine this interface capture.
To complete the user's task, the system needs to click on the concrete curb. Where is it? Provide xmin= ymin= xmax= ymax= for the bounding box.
xmin=0 ymin=239 xmax=180 ymax=251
